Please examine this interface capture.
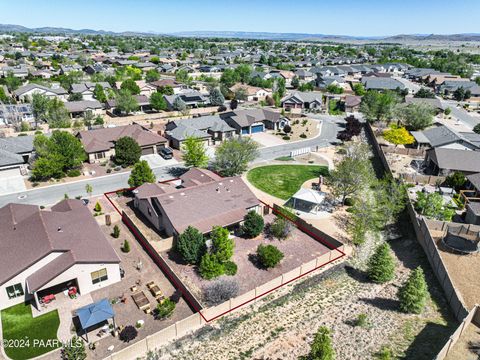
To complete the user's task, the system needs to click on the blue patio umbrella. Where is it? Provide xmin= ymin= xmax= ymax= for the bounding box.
xmin=76 ymin=298 xmax=115 ymax=341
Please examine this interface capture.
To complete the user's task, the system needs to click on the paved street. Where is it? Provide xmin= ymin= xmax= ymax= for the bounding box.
xmin=0 ymin=116 xmax=341 ymax=207
xmin=441 ymin=100 xmax=480 ymax=129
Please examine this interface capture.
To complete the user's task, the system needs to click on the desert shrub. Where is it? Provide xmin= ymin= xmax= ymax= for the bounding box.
xmin=300 ymin=133 xmax=307 ymax=138
xmin=199 ymin=253 xmax=224 ymax=280
xmin=224 ymin=260 xmax=238 ymax=276
xmin=282 ymin=136 xmax=291 ymax=140
xmin=155 ymin=298 xmax=176 ymax=319
xmin=344 ymin=197 xmax=355 ymax=206
xmin=122 ymin=240 xmax=130 ymax=253
xmin=94 ymin=201 xmax=102 ymax=213
xmin=241 ymin=210 xmax=264 ymax=238
xmin=119 ymin=325 xmax=138 ymax=342
xmin=67 ymin=169 xmax=81 ymax=177
xmin=112 ymin=225 xmax=120 ymax=238
xmin=268 ymin=216 xmax=293 ymax=240
xmin=203 ymin=278 xmax=239 ymax=306
xmin=257 ymin=244 xmax=284 ymax=269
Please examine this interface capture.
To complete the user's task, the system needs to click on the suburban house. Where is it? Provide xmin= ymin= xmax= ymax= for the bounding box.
xmin=105 ymin=95 xmax=150 ymax=114
xmin=13 ymin=83 xmax=68 ymax=102
xmin=0 ymin=103 xmax=34 ymax=127
xmin=221 ymin=109 xmax=289 ymax=134
xmin=361 ymin=77 xmax=406 ymax=92
xmin=77 ymin=124 xmax=167 ymax=163
xmin=0 ymin=199 xmax=121 ymax=311
xmin=229 ymin=84 xmax=272 ymax=102
xmin=115 ymin=81 xmax=157 ymax=98
xmin=134 ymin=168 xmax=261 ymax=237
xmin=294 ymin=69 xmax=316 ymax=83
xmin=0 ymin=135 xmax=35 ymax=171
xmin=281 ymin=91 xmax=323 ymax=110
xmin=164 ymin=91 xmax=209 ymax=110
xmin=70 ymin=82 xmax=112 ymax=101
xmin=424 ymin=148 xmax=480 ymax=176
xmin=151 ymin=79 xmax=188 ymax=94
xmin=411 ymin=125 xmax=480 ymax=150
xmin=344 ymin=95 xmax=362 ymax=113
xmin=65 ymin=100 xmax=104 ymax=118
xmin=164 ymin=115 xmax=236 ymax=149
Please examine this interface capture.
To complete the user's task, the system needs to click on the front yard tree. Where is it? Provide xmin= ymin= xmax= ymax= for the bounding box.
xmin=116 ymin=89 xmax=139 ymax=115
xmin=176 ymin=226 xmax=205 ymax=264
xmin=47 ymin=98 xmax=71 ymax=128
xmin=328 ymin=157 xmax=372 ymax=205
xmin=120 ymin=78 xmax=141 ymax=95
xmin=209 ymin=88 xmax=225 ymax=106
xmin=61 ymin=336 xmax=86 ymax=360
xmin=214 ymin=137 xmax=259 ymax=176
xmin=31 ymin=93 xmax=50 ymax=127
xmin=367 ymin=243 xmax=395 ymax=283
xmin=360 ymin=90 xmax=399 ymax=123
xmin=303 ymin=326 xmax=335 ymax=360
xmin=182 ymin=136 xmax=209 ymax=168
xmin=115 ymin=136 xmax=141 ymax=166
xmin=382 ymin=125 xmax=414 ymax=147
xmin=128 ymin=160 xmax=156 ymax=187
xmin=211 ymin=226 xmax=234 ymax=262
xmin=398 ymin=267 xmax=428 ymax=314
xmin=257 ymin=244 xmax=284 ymax=269
xmin=396 ymin=103 xmax=435 ymax=131
xmin=93 ymin=84 xmax=107 ymax=103
xmin=241 ymin=210 xmax=265 ymax=238
xmin=150 ymin=92 xmax=167 ymax=111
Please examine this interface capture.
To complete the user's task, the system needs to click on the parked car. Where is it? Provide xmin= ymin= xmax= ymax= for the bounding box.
xmin=159 ymin=147 xmax=173 ymax=159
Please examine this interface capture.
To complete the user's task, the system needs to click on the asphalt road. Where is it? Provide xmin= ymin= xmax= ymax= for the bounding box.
xmin=441 ymin=100 xmax=480 ymax=129
xmin=0 ymin=116 xmax=342 ymax=207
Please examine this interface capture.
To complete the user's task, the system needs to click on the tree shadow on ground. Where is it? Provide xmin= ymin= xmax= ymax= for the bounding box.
xmin=400 ymin=321 xmax=458 ymax=360
xmin=344 ymin=265 xmax=369 ymax=284
xmin=359 ymin=297 xmax=401 ymax=312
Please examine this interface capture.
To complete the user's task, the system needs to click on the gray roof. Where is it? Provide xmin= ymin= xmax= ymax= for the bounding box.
xmin=281 ymin=91 xmax=323 ymax=105
xmin=221 ymin=109 xmax=282 ymax=128
xmin=418 ymin=126 xmax=461 ymax=147
xmin=0 ymin=135 xmax=34 ymax=167
xmin=467 ymin=173 xmax=480 ymax=191
xmin=65 ymin=100 xmax=103 ymax=113
xmin=361 ymin=77 xmax=405 ymax=90
xmin=428 ymin=148 xmax=480 ymax=173
xmin=14 ymin=83 xmax=67 ymax=97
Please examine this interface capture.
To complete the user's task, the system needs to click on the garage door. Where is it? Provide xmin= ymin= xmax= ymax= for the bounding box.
xmin=241 ymin=127 xmax=250 ymax=135
xmin=0 ymin=167 xmax=26 ymax=195
xmin=141 ymin=146 xmax=155 ymax=155
xmin=251 ymin=124 xmax=264 ymax=134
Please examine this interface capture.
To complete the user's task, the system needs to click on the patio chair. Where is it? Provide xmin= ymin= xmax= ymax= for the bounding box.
xmin=144 ymin=305 xmax=152 ymax=314
xmin=146 ymin=281 xmax=155 ymax=289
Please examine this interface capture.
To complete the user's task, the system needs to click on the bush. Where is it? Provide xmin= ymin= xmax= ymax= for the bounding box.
xmin=122 ymin=240 xmax=130 ymax=253
xmin=241 ymin=211 xmax=264 ymax=238
xmin=375 ymin=347 xmax=394 ymax=360
xmin=176 ymin=226 xmax=205 ymax=264
xmin=367 ymin=243 xmax=395 ymax=283
xmin=283 ymin=124 xmax=292 ymax=133
xmin=199 ymin=253 xmax=224 ymax=280
xmin=155 ymin=298 xmax=176 ymax=319
xmin=112 ymin=225 xmax=120 ymax=238
xmin=354 ymin=313 xmax=369 ymax=328
xmin=300 ymin=133 xmax=307 ymax=138
xmin=268 ymin=217 xmax=293 ymax=240
xmin=94 ymin=201 xmax=102 ymax=213
xmin=257 ymin=244 xmax=284 ymax=269
xmin=224 ymin=261 xmax=238 ymax=276
xmin=61 ymin=336 xmax=86 ymax=360
xmin=398 ymin=267 xmax=428 ymax=314
xmin=282 ymin=136 xmax=290 ymax=140
xmin=67 ymin=169 xmax=81 ymax=177
xmin=344 ymin=197 xmax=355 ymax=206
xmin=303 ymin=326 xmax=335 ymax=360
xmin=119 ymin=325 xmax=138 ymax=343
xmin=203 ymin=278 xmax=239 ymax=306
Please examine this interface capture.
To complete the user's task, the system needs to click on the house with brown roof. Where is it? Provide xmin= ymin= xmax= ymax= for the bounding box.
xmin=77 ymin=124 xmax=167 ymax=163
xmin=0 ymin=199 xmax=121 ymax=311
xmin=229 ymin=84 xmax=272 ymax=102
xmin=134 ymin=168 xmax=261 ymax=237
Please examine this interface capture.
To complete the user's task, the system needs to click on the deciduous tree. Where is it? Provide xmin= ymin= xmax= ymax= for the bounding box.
xmin=214 ymin=137 xmax=259 ymax=176
xmin=128 ymin=160 xmax=155 ymax=187
xmin=182 ymin=136 xmax=209 ymax=168
xmin=115 ymin=136 xmax=141 ymax=166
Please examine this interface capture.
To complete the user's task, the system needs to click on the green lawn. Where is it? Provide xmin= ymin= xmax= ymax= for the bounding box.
xmin=247 ymin=165 xmax=329 ymax=200
xmin=1 ymin=303 xmax=61 ymax=360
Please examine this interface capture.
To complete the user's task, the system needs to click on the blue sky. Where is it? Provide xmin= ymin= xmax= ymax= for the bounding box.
xmin=1 ymin=0 xmax=479 ymax=36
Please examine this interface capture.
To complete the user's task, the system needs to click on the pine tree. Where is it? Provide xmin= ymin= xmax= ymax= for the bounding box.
xmin=122 ymin=240 xmax=131 ymax=253
xmin=398 ymin=267 xmax=428 ymax=314
xmin=112 ymin=225 xmax=121 ymax=238
xmin=306 ymin=326 xmax=335 ymax=360
xmin=94 ymin=201 xmax=102 ymax=213
xmin=367 ymin=243 xmax=395 ymax=283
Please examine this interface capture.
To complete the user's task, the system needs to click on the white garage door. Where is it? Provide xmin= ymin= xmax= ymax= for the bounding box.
xmin=0 ymin=168 xmax=27 ymax=195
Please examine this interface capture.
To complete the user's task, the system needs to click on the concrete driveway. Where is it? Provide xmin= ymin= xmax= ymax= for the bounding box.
xmin=248 ymin=132 xmax=286 ymax=147
xmin=0 ymin=168 xmax=27 ymax=195
xmin=140 ymin=154 xmax=178 ymax=168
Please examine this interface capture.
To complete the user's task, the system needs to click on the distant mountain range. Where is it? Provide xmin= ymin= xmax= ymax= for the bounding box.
xmin=1 ymin=24 xmax=480 ymax=42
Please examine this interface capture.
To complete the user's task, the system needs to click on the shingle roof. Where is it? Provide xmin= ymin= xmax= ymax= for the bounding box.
xmin=428 ymin=148 xmax=480 ymax=173
xmin=361 ymin=77 xmax=405 ymax=90
xmin=78 ymin=124 xmax=166 ymax=153
xmin=0 ymin=200 xmax=120 ymax=289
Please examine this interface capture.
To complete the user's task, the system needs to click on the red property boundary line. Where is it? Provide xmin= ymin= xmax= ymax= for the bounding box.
xmin=104 ymin=182 xmax=346 ymax=323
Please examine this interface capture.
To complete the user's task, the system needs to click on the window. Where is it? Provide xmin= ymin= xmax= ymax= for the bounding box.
xmin=94 ymin=152 xmax=105 ymax=160
xmin=91 ymin=268 xmax=108 ymax=285
xmin=6 ymin=283 xmax=24 ymax=299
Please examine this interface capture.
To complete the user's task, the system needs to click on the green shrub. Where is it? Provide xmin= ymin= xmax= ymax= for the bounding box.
xmin=282 ymin=135 xmax=290 ymax=140
xmin=354 ymin=313 xmax=369 ymax=328
xmin=344 ymin=197 xmax=355 ymax=206
xmin=199 ymin=253 xmax=224 ymax=280
xmin=176 ymin=226 xmax=205 ymax=264
xmin=224 ymin=261 xmax=238 ymax=276
xmin=112 ymin=225 xmax=120 ymax=238
xmin=398 ymin=267 xmax=428 ymax=314
xmin=300 ymin=133 xmax=307 ymax=138
xmin=67 ymin=169 xmax=81 ymax=177
xmin=94 ymin=201 xmax=102 ymax=213
xmin=241 ymin=211 xmax=264 ymax=238
xmin=257 ymin=244 xmax=284 ymax=268
xmin=155 ymin=298 xmax=175 ymax=319
xmin=367 ymin=243 xmax=395 ymax=283
xmin=122 ymin=240 xmax=130 ymax=253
